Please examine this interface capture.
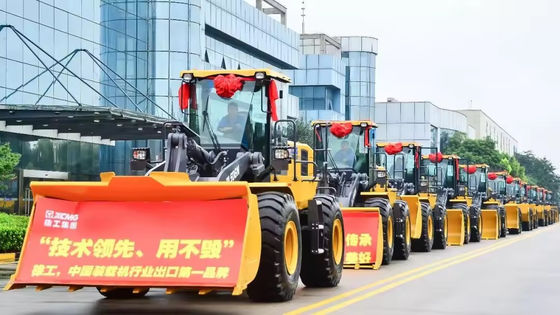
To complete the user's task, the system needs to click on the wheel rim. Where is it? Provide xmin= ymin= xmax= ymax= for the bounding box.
xmin=284 ymin=221 xmax=298 ymax=275
xmin=387 ymin=216 xmax=394 ymax=248
xmin=428 ymin=215 xmax=434 ymax=240
xmin=332 ymin=218 xmax=343 ymax=265
xmin=406 ymin=216 xmax=411 ymax=246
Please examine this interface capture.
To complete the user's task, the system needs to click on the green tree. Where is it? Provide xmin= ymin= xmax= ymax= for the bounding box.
xmin=289 ymin=118 xmax=314 ymax=146
xmin=443 ymin=133 xmax=526 ymax=178
xmin=516 ymin=151 xmax=560 ymax=193
xmin=0 ymin=143 xmax=21 ymax=191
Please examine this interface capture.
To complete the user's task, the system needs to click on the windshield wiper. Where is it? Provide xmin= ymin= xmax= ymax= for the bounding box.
xmin=202 ymin=94 xmax=221 ymax=152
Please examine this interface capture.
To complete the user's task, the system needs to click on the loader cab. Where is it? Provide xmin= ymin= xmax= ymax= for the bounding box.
xmin=488 ymin=172 xmax=507 ymax=200
xmin=312 ymin=121 xmax=375 ymax=175
xmin=376 ymin=142 xmax=422 ymax=195
xmin=476 ymin=165 xmax=490 ymax=197
xmin=419 ymin=152 xmax=441 ymax=194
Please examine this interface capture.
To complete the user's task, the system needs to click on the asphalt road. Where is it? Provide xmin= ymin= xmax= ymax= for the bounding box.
xmin=1 ymin=224 xmax=559 ymax=315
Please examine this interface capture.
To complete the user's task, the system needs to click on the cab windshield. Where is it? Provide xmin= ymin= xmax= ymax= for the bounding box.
xmin=385 ymin=146 xmax=415 ymax=182
xmin=190 ymin=79 xmax=267 ymax=150
xmin=506 ymin=182 xmax=518 ymax=197
xmin=489 ymin=178 xmax=506 ymax=195
xmin=318 ymin=126 xmax=368 ymax=173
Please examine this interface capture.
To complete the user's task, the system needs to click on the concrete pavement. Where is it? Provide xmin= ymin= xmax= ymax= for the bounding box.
xmin=0 ymin=225 xmax=558 ymax=315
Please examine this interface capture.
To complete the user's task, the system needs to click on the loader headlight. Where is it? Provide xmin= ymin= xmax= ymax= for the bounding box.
xmin=274 ymin=148 xmax=290 ymax=160
xmin=377 ymin=170 xmax=387 ymax=179
xmin=255 ymin=72 xmax=266 ymax=80
xmin=420 ymin=179 xmax=428 ymax=187
xmin=132 ymin=148 xmax=150 ymax=161
xmin=182 ymin=73 xmax=193 ymax=82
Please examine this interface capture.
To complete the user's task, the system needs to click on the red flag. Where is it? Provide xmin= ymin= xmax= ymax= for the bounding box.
xmin=268 ymin=80 xmax=279 ymax=121
xmin=178 ymin=83 xmax=190 ymax=110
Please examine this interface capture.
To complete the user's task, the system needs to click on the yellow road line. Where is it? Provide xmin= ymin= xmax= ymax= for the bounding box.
xmin=286 ymin=227 xmax=550 ymax=315
xmin=315 ymin=229 xmax=547 ymax=314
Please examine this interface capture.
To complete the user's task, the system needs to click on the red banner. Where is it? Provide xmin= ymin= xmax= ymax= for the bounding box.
xmin=13 ymin=197 xmax=248 ymax=288
xmin=342 ymin=210 xmax=380 ymax=266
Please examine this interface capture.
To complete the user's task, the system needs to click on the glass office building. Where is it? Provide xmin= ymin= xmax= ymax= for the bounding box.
xmin=373 ymin=101 xmax=471 ymax=149
xmin=0 ymin=0 xmax=301 ymax=213
xmin=337 ymin=36 xmax=378 ymax=122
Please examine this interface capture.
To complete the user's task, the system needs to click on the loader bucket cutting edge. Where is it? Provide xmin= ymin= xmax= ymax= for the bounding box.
xmin=341 ymin=208 xmax=383 ymax=270
xmin=5 ymin=172 xmax=262 ymax=295
xmin=480 ymin=209 xmax=499 ymax=240
xmin=505 ymin=205 xmax=520 ymax=230
xmin=446 ymin=209 xmax=465 ymax=246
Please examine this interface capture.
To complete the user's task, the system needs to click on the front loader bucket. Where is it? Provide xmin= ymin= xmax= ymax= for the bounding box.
xmin=446 ymin=209 xmax=465 ymax=246
xmin=341 ymin=208 xmax=383 ymax=270
xmin=5 ymin=172 xmax=261 ymax=296
xmin=505 ymin=204 xmax=521 ymax=230
xmin=480 ymin=209 xmax=499 ymax=240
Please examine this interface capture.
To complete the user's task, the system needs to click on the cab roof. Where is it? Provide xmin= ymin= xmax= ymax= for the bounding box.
xmin=311 ymin=120 xmax=378 ymax=128
xmin=474 ymin=164 xmax=490 ymax=168
xmin=179 ymin=69 xmax=291 ymax=83
xmin=442 ymin=154 xmax=460 ymax=159
xmin=376 ymin=142 xmax=421 ymax=147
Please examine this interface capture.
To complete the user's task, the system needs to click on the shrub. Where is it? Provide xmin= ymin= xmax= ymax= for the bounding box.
xmin=0 ymin=213 xmax=29 ymax=253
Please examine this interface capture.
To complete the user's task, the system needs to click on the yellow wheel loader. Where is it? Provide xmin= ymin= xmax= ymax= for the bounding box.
xmin=503 ymin=175 xmax=524 ymax=234
xmin=311 ymin=121 xmax=410 ymax=269
xmin=520 ymin=183 xmax=538 ymax=231
xmin=546 ymin=191 xmax=558 ymax=223
xmin=535 ymin=187 xmax=550 ymax=227
xmin=5 ymin=69 xmax=345 ymax=301
xmin=373 ymin=142 xmax=438 ymax=253
xmin=421 ymin=155 xmax=473 ymax=247
xmin=479 ymin=167 xmax=507 ymax=239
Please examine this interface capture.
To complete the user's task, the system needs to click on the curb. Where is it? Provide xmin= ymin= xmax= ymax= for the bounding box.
xmin=0 ymin=253 xmax=16 ymax=263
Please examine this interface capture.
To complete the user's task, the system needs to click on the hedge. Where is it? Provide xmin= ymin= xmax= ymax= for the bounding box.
xmin=0 ymin=213 xmax=29 ymax=253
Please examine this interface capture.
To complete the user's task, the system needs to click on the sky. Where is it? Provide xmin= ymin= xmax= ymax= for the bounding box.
xmin=274 ymin=0 xmax=560 ymax=168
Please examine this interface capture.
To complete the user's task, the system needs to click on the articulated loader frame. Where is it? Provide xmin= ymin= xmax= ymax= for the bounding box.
xmin=6 ymin=69 xmax=345 ymax=302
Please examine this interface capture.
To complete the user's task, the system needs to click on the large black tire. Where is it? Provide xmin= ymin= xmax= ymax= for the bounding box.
xmin=301 ymin=195 xmax=344 ymax=288
xmin=97 ymin=288 xmax=149 ymax=299
xmin=456 ymin=203 xmax=471 ymax=244
xmin=508 ymin=209 xmax=523 ymax=234
xmin=247 ymin=192 xmax=301 ymax=302
xmin=364 ymin=198 xmax=394 ymax=265
xmin=392 ymin=200 xmax=411 ymax=260
xmin=432 ymin=204 xmax=447 ymax=250
xmin=499 ymin=207 xmax=507 ymax=238
xmin=533 ymin=209 xmax=539 ymax=229
xmin=469 ymin=206 xmax=482 ymax=242
xmin=411 ymin=202 xmax=434 ymax=252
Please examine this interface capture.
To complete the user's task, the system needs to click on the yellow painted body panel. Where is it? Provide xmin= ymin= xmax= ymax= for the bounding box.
xmin=341 ymin=207 xmax=383 ymax=270
xmin=504 ymin=203 xmax=521 ymax=230
xmin=362 ymin=189 xmax=397 ymax=207
xmin=446 ymin=209 xmax=465 ymax=246
xmin=450 ymin=197 xmax=472 ymax=207
xmin=274 ymin=142 xmax=318 ymax=209
xmin=180 ymin=68 xmax=291 ymax=83
xmin=399 ymin=195 xmax=422 ymax=239
xmin=481 ymin=209 xmax=499 ymax=240
xmin=419 ymin=193 xmax=437 ymax=209
xmin=519 ymin=203 xmax=531 ymax=222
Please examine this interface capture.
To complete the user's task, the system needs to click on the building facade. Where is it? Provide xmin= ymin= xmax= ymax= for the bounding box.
xmin=0 ymin=0 xmax=301 ymax=213
xmin=286 ymin=33 xmax=346 ymax=121
xmin=374 ymin=100 xmax=470 ymax=149
xmin=457 ymin=109 xmax=518 ymax=155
